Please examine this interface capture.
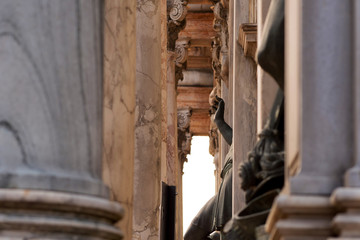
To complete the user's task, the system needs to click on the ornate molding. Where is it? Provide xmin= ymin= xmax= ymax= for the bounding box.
xmin=238 ymin=24 xmax=257 ymax=60
xmin=178 ymin=108 xmax=192 ymax=166
xmin=168 ymin=0 xmax=188 ymax=51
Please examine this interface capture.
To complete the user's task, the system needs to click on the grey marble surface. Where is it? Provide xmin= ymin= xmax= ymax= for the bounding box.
xmin=0 ymin=0 xmax=106 ymax=196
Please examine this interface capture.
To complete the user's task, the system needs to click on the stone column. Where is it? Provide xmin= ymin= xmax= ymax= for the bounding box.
xmin=133 ymin=0 xmax=162 ymax=239
xmin=0 ymin=0 xmax=123 ymax=239
xmin=266 ymin=1 xmax=353 ymax=239
xmin=330 ymin=1 xmax=360 ymax=239
xmin=231 ymin=0 xmax=258 ymax=214
xmin=103 ymin=0 xmax=136 ymax=239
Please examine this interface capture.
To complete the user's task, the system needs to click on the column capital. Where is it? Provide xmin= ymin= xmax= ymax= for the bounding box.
xmin=167 ymin=0 xmax=188 ymax=51
xmin=175 ymin=38 xmax=190 ymax=85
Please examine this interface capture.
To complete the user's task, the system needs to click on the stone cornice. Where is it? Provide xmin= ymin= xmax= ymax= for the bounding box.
xmin=238 ymin=23 xmax=257 ymax=60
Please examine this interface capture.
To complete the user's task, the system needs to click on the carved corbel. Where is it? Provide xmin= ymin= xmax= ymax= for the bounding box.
xmin=167 ymin=0 xmax=189 ymax=51
xmin=178 ymin=108 xmax=192 ymax=166
xmin=175 ymin=38 xmax=190 ymax=85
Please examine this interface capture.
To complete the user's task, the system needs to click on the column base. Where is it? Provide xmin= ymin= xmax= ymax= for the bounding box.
xmin=265 ymin=194 xmax=335 ymax=240
xmin=330 ymin=187 xmax=360 ymax=239
xmin=0 ymin=189 xmax=124 ymax=239
xmin=0 ymin=171 xmax=109 ymax=198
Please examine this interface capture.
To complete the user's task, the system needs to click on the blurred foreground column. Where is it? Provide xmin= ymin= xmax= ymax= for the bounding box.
xmin=0 ymin=0 xmax=123 ymax=239
xmin=266 ymin=0 xmax=353 ymax=239
xmin=330 ymin=1 xmax=360 ymax=239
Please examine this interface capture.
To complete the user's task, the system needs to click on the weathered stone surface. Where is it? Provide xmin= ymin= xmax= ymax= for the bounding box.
xmin=102 ymin=0 xmax=136 ymax=239
xmin=133 ymin=0 xmax=162 ymax=239
xmin=232 ymin=0 xmax=258 ymax=214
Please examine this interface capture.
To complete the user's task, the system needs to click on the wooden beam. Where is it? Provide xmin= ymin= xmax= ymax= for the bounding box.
xmin=177 ymin=86 xmax=212 ymax=110
xmin=190 ymin=38 xmax=213 ymax=47
xmin=179 ymin=13 xmax=216 ymax=39
xmin=190 ymin=110 xmax=211 ymax=136
xmin=188 ymin=0 xmax=212 ymax=4
xmin=187 ymin=56 xmax=212 ymax=69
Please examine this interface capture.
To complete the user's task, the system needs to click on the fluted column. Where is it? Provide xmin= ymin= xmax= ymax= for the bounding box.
xmin=133 ymin=0 xmax=162 ymax=238
xmin=0 ymin=0 xmax=123 ymax=239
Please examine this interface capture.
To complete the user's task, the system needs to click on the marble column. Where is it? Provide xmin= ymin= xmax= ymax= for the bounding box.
xmin=266 ymin=1 xmax=353 ymax=239
xmin=0 ymin=0 xmax=123 ymax=239
xmin=133 ymin=0 xmax=162 ymax=239
xmin=330 ymin=1 xmax=360 ymax=239
xmin=103 ymin=0 xmax=136 ymax=239
xmin=231 ymin=0 xmax=258 ymax=214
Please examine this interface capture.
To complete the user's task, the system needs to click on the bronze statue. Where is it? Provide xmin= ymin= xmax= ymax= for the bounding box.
xmin=184 ymin=97 xmax=233 ymax=240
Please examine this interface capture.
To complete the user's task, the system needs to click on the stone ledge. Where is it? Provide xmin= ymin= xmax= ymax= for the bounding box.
xmin=238 ymin=23 xmax=257 ymax=60
xmin=331 ymin=187 xmax=360 ymax=238
xmin=266 ymin=194 xmax=335 ymax=240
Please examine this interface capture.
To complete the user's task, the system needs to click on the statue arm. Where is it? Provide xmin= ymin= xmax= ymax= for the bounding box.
xmin=214 ymin=97 xmax=233 ymax=145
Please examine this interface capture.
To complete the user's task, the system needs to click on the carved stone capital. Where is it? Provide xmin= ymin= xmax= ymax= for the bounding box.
xmin=167 ymin=0 xmax=188 ymax=51
xmin=177 ymin=107 xmax=192 ymax=132
xmin=174 ymin=38 xmax=190 ymax=85
xmin=170 ymin=0 xmax=188 ymax=23
xmin=175 ymin=38 xmax=190 ymax=67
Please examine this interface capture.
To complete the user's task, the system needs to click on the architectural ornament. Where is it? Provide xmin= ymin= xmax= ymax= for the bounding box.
xmin=175 ymin=38 xmax=190 ymax=85
xmin=167 ymin=0 xmax=188 ymax=51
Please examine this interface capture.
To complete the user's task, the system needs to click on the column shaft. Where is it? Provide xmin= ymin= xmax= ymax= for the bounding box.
xmin=0 ymin=0 xmax=123 ymax=238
